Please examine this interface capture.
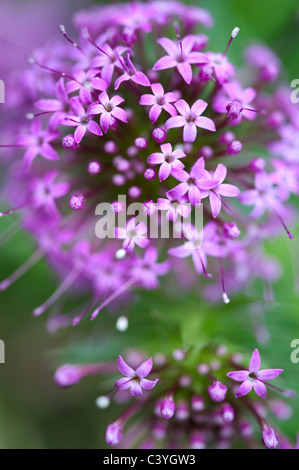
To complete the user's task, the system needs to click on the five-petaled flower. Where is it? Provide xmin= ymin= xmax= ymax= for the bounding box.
xmin=153 ymin=36 xmax=208 ymax=84
xmin=140 ymin=83 xmax=177 ymax=123
xmin=114 ymin=356 xmax=159 ymax=396
xmin=148 ymin=143 xmax=186 ymax=181
xmin=227 ymin=348 xmax=283 ymax=399
xmin=165 ymin=99 xmax=216 ymax=142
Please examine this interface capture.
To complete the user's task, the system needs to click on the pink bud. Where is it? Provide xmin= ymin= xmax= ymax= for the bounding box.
xmin=160 ymin=396 xmax=175 ymax=419
xmin=88 ymin=161 xmax=101 ymax=175
xmin=152 ymin=127 xmax=166 ymax=143
xmin=223 ymin=222 xmax=241 ymax=239
xmin=62 ymin=134 xmax=77 ymax=149
xmin=226 ymin=100 xmax=243 ymax=120
xmin=221 ymin=403 xmax=235 ymax=423
xmin=128 ymin=186 xmax=141 ymax=198
xmin=191 ymin=395 xmax=205 ymax=412
xmin=144 ymin=168 xmax=156 ymax=181
xmin=54 ymin=364 xmax=82 ymax=387
xmin=208 ymin=381 xmax=227 ymax=402
xmin=190 ymin=432 xmax=205 ymax=449
xmin=227 ymin=140 xmax=242 ymax=155
xmin=69 ymin=193 xmax=85 ymax=211
xmin=262 ymin=425 xmax=278 ymax=449
xmin=104 ymin=140 xmax=118 ymax=154
xmin=134 ymin=137 xmax=148 ymax=149
xmin=105 ymin=421 xmax=123 ymax=446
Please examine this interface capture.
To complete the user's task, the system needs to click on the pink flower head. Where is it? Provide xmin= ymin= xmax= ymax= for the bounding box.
xmin=165 ymin=99 xmax=216 ymax=142
xmin=227 ymin=348 xmax=283 ymax=399
xmin=91 ymin=44 xmax=130 ymax=86
xmin=89 ymin=91 xmax=127 ymax=133
xmin=148 ymin=143 xmax=186 ymax=181
xmin=114 ymin=355 xmax=159 ymax=397
xmin=153 ymin=35 xmax=208 ymax=84
xmin=130 ymin=246 xmax=170 ymax=289
xmin=140 ymin=83 xmax=177 ymax=123
xmin=66 ymin=68 xmax=107 ymax=105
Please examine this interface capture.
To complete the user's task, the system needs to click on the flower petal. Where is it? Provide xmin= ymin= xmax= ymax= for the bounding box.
xmin=253 ymin=380 xmax=267 ymax=399
xmin=257 ymin=369 xmax=284 ymax=381
xmin=114 ymin=377 xmax=132 ymax=390
xmin=249 ymin=348 xmax=261 ymax=373
xmin=227 ymin=371 xmax=249 ymax=382
xmin=235 ymin=380 xmax=253 ymax=398
xmin=135 ymin=358 xmax=153 ymax=378
xmin=117 ymin=355 xmax=135 ymax=377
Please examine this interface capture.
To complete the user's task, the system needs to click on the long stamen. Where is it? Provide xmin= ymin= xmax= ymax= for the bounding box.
xmin=220 ymin=259 xmax=230 ymax=304
xmin=199 ymin=254 xmax=212 ymax=279
xmin=0 ymin=202 xmax=29 ymax=217
xmin=173 ymin=22 xmax=183 ymax=58
xmin=82 ymin=28 xmax=114 ymax=60
xmin=33 ymin=266 xmax=82 ymax=316
xmin=58 ymin=24 xmax=85 ymax=53
xmin=72 ymin=299 xmax=94 ymax=325
xmin=0 ymin=220 xmax=19 ymax=246
xmin=91 ymin=277 xmax=136 ymax=320
xmin=28 ymin=57 xmax=83 ymax=86
xmin=272 ymin=211 xmax=294 ymax=240
xmin=0 ymin=249 xmax=44 ymax=290
xmin=224 ymin=27 xmax=240 ymax=56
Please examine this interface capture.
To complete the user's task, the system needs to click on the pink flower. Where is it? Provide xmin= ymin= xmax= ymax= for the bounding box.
xmin=165 ymin=99 xmax=216 ymax=142
xmin=115 ymin=217 xmax=149 ymax=253
xmin=114 ymin=356 xmax=159 ymax=396
xmin=227 ymin=348 xmax=283 ymax=399
xmin=114 ymin=53 xmax=150 ymax=90
xmin=89 ymin=91 xmax=127 ymax=133
xmin=140 ymin=83 xmax=177 ymax=123
xmin=213 ymin=81 xmax=256 ymax=124
xmin=202 ymin=162 xmax=240 ymax=218
xmin=201 ymin=52 xmax=235 ymax=83
xmin=63 ymin=97 xmax=103 ymax=143
xmin=166 ymin=157 xmax=218 ymax=206
xmin=148 ymin=143 xmax=186 ymax=181
xmin=30 ymin=170 xmax=70 ymax=216
xmin=153 ymin=36 xmax=208 ymax=84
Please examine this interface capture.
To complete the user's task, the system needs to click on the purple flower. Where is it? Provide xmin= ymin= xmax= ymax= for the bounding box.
xmin=91 ymin=44 xmax=129 ymax=85
xmin=148 ymin=143 xmax=186 ymax=181
xmin=63 ymin=97 xmax=103 ymax=143
xmin=201 ymin=52 xmax=235 ymax=83
xmin=213 ymin=81 xmax=256 ymax=124
xmin=157 ymin=196 xmax=191 ymax=222
xmin=203 ymin=163 xmax=240 ymax=218
xmin=115 ymin=217 xmax=149 ymax=253
xmin=65 ymin=69 xmax=107 ymax=105
xmin=227 ymin=348 xmax=283 ymax=399
xmin=168 ymin=222 xmax=224 ymax=276
xmin=165 ymin=99 xmax=216 ymax=142
xmin=166 ymin=157 xmax=218 ymax=206
xmin=105 ymin=421 xmax=123 ymax=446
xmin=140 ymin=83 xmax=177 ymax=123
xmin=16 ymin=119 xmax=59 ymax=167
xmin=115 ymin=53 xmax=150 ymax=90
xmin=239 ymin=172 xmax=286 ymax=219
xmin=130 ymin=246 xmax=170 ymax=289
xmin=30 ymin=170 xmax=70 ymax=216
xmin=153 ymin=35 xmax=208 ymax=84
xmin=89 ymin=91 xmax=127 ymax=133
xmin=114 ymin=355 xmax=159 ymax=396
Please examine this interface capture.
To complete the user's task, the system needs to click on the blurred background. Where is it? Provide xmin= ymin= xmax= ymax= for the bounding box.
xmin=0 ymin=0 xmax=299 ymax=449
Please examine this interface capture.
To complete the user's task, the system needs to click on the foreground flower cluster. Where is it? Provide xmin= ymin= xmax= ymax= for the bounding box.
xmin=0 ymin=0 xmax=297 ymax=320
xmin=55 ymin=347 xmax=296 ymax=449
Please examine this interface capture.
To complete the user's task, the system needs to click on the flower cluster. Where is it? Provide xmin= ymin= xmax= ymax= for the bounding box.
xmin=0 ymin=0 xmax=297 ymax=321
xmin=54 ymin=347 xmax=295 ymax=449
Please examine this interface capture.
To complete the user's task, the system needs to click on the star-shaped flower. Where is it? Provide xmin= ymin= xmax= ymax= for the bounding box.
xmin=114 ymin=356 xmax=159 ymax=396
xmin=165 ymin=99 xmax=216 ymax=142
xmin=227 ymin=348 xmax=283 ymax=399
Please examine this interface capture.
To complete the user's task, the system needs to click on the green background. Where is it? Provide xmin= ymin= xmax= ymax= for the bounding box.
xmin=0 ymin=0 xmax=299 ymax=449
